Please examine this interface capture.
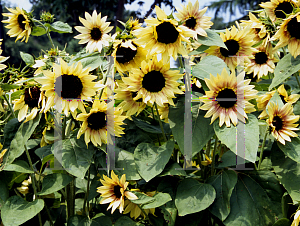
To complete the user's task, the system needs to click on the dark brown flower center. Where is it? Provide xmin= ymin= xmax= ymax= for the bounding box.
xmin=55 ymin=74 xmax=83 ymax=99
xmin=216 ymin=88 xmax=237 ymax=108
xmin=272 ymin=115 xmax=283 ymax=131
xmin=90 ymin=27 xmax=102 ymax=41
xmin=142 ymin=70 xmax=166 ymax=92
xmin=287 ymin=17 xmax=300 ymax=39
xmin=156 ymin=22 xmax=179 ymax=44
xmin=116 ymin=45 xmax=137 ymax=64
xmin=17 ymin=14 xmax=26 ymax=30
xmin=87 ymin=111 xmax=106 ymax=130
xmin=220 ymin=40 xmax=240 ymax=57
xmin=24 ymin=86 xmax=41 ymax=108
xmin=113 ymin=185 xmax=122 ymax=199
xmin=275 ymin=2 xmax=294 ymax=19
xmin=131 ymin=91 xmax=143 ymax=102
xmin=254 ymin=52 xmax=268 ymax=65
xmin=185 ymin=17 xmax=197 ymax=30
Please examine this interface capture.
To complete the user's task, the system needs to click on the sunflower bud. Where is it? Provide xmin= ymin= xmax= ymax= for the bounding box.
xmin=40 ymin=11 xmax=55 ymax=23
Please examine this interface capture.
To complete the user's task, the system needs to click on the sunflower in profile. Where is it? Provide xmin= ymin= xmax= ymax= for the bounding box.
xmin=97 ymin=171 xmax=138 ymax=214
xmin=77 ymin=100 xmax=127 ymax=147
xmin=174 ymin=0 xmax=213 ymax=39
xmin=0 ymin=39 xmax=8 ymax=71
xmin=132 ymin=6 xmax=196 ymax=63
xmin=266 ymin=102 xmax=299 ymax=145
xmin=122 ymin=57 xmax=184 ymax=107
xmin=260 ymin=0 xmax=297 ymax=21
xmin=271 ymin=12 xmax=300 ymax=58
xmin=2 ymin=7 xmax=32 ymax=43
xmin=13 ymin=86 xmax=45 ymax=122
xmin=205 ymin=25 xmax=256 ymax=70
xmin=74 ymin=10 xmax=113 ymax=53
xmin=35 ymin=59 xmax=101 ymax=117
xmin=157 ymin=103 xmax=169 ymax=123
xmin=112 ymin=39 xmax=147 ymax=74
xmin=199 ymin=68 xmax=258 ymax=127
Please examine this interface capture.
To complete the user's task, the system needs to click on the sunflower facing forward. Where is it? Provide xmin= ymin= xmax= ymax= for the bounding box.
xmin=74 ymin=10 xmax=113 ymax=53
xmin=199 ymin=68 xmax=258 ymax=127
xmin=260 ymin=0 xmax=297 ymax=21
xmin=2 ymin=7 xmax=32 ymax=43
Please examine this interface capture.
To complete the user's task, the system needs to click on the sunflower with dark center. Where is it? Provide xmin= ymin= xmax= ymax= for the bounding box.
xmin=199 ymin=68 xmax=258 ymax=127
xmin=175 ymin=0 xmax=213 ymax=39
xmin=13 ymin=86 xmax=45 ymax=122
xmin=266 ymin=102 xmax=299 ymax=145
xmin=97 ymin=170 xmax=138 ymax=214
xmin=35 ymin=59 xmax=103 ymax=118
xmin=112 ymin=39 xmax=147 ymax=74
xmin=271 ymin=12 xmax=300 ymax=58
xmin=74 ymin=10 xmax=113 ymax=53
xmin=77 ymin=100 xmax=127 ymax=147
xmin=205 ymin=25 xmax=256 ymax=71
xmin=260 ymin=0 xmax=297 ymax=21
xmin=2 ymin=7 xmax=32 ymax=42
xmin=122 ymin=57 xmax=184 ymax=107
xmin=132 ymin=5 xmax=196 ymax=63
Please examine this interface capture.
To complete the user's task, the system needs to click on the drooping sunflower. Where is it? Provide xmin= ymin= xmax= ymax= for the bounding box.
xmin=260 ymin=0 xmax=297 ymax=21
xmin=34 ymin=59 xmax=101 ymax=117
xmin=174 ymin=0 xmax=213 ymax=39
xmin=132 ymin=6 xmax=196 ymax=63
xmin=76 ymin=100 xmax=127 ymax=147
xmin=199 ymin=68 xmax=258 ymax=127
xmin=271 ymin=12 xmax=300 ymax=58
xmin=122 ymin=57 xmax=184 ymax=107
xmin=205 ymin=25 xmax=256 ymax=71
xmin=266 ymin=102 xmax=299 ymax=145
xmin=97 ymin=171 xmax=138 ymax=214
xmin=2 ymin=7 xmax=32 ymax=43
xmin=74 ymin=10 xmax=113 ymax=53
xmin=13 ymin=86 xmax=45 ymax=122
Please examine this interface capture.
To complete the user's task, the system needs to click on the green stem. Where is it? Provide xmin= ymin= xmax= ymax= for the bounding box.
xmin=282 ymin=47 xmax=287 ymax=56
xmin=137 ymin=204 xmax=154 ymax=226
xmin=154 ymin=102 xmax=167 ymax=142
xmin=99 ymin=75 xmax=107 ymax=100
xmin=258 ymin=128 xmax=268 ymax=170
xmin=20 ymin=65 xmax=29 ymax=73
xmin=3 ymin=94 xmax=16 ymax=118
xmin=179 ymin=56 xmax=184 ymax=68
xmin=83 ymin=167 xmax=91 ymax=218
xmin=65 ymin=117 xmax=73 ymax=138
xmin=33 ymin=19 xmax=55 ymax=49
xmin=295 ymin=73 xmax=300 ymax=89
xmin=211 ymin=136 xmax=218 ymax=176
xmin=151 ymin=107 xmax=161 ymax=146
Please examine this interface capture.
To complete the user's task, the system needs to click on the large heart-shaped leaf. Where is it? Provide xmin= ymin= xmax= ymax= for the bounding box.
xmin=67 ymin=213 xmax=112 ymax=226
xmin=277 ymin=137 xmax=300 ymax=163
xmin=38 ymin=173 xmax=73 ymax=195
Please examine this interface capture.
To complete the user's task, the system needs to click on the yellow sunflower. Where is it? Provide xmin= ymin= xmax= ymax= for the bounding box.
xmin=74 ymin=10 xmax=113 ymax=53
xmin=112 ymin=39 xmax=147 ymax=74
xmin=199 ymin=68 xmax=258 ymax=127
xmin=76 ymin=99 xmax=127 ymax=147
xmin=132 ymin=5 xmax=196 ymax=63
xmin=122 ymin=57 xmax=184 ymax=107
xmin=292 ymin=209 xmax=300 ymax=226
xmin=13 ymin=86 xmax=46 ymax=122
xmin=34 ymin=59 xmax=101 ymax=117
xmin=205 ymin=25 xmax=256 ymax=71
xmin=266 ymin=102 xmax=299 ymax=145
xmin=157 ymin=103 xmax=169 ymax=123
xmin=97 ymin=170 xmax=138 ymax=214
xmin=260 ymin=0 xmax=297 ymax=21
xmin=17 ymin=176 xmax=32 ymax=195
xmin=2 ymin=7 xmax=32 ymax=43
xmin=174 ymin=0 xmax=213 ymax=39
xmin=271 ymin=12 xmax=300 ymax=58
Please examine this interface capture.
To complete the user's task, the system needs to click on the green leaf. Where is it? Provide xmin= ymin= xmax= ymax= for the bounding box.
xmin=277 ymin=137 xmax=300 ymax=163
xmin=266 ymin=90 xmax=284 ymax=114
xmin=67 ymin=213 xmax=112 ymax=226
xmin=78 ymin=53 xmax=104 ymax=71
xmin=223 ymin=174 xmax=279 ymax=226
xmin=51 ymin=137 xmax=95 ymax=179
xmin=134 ymin=140 xmax=174 ymax=182
xmin=3 ymin=160 xmax=33 ymax=173
xmin=47 ymin=21 xmax=72 ymax=33
xmin=142 ymin=193 xmax=172 ymax=209
xmin=31 ymin=26 xmax=47 ymax=36
xmin=20 ymin=51 xmax=35 ymax=65
xmin=0 ymin=84 xmax=19 ymax=91
xmin=87 ymin=177 xmax=102 ymax=202
xmin=159 ymin=162 xmax=187 ymax=176
xmin=189 ymin=45 xmax=210 ymax=56
xmin=2 ymin=119 xmax=22 ymax=150
xmin=130 ymin=191 xmax=155 ymax=205
xmin=175 ymin=178 xmax=216 ymax=216
xmin=0 ymin=178 xmax=9 ymax=210
xmin=272 ymin=218 xmax=291 ymax=226
xmin=217 ymin=150 xmax=251 ymax=168
xmin=114 ymin=216 xmax=143 ymax=226
xmin=35 ymin=144 xmax=52 ymax=160
xmin=132 ymin=117 xmax=162 ymax=134
xmin=214 ymin=113 xmax=259 ymax=163
xmin=37 ymin=173 xmax=73 ymax=195
xmin=206 ymin=170 xmax=237 ymax=221
xmin=197 ymin=29 xmax=227 ymax=49
xmin=1 ymin=196 xmax=44 ymax=226
xmin=192 ymin=55 xmax=230 ymax=80
xmin=269 ymin=54 xmax=300 ymax=91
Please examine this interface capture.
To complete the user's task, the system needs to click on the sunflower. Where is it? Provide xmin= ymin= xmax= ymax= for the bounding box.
xmin=35 ymin=59 xmax=102 ymax=118
xmin=205 ymin=25 xmax=256 ymax=71
xmin=199 ymin=68 xmax=258 ymax=127
xmin=245 ymin=43 xmax=278 ymax=79
xmin=292 ymin=209 xmax=300 ymax=226
xmin=122 ymin=57 xmax=184 ymax=107
xmin=132 ymin=6 xmax=196 ymax=63
xmin=97 ymin=170 xmax=138 ymax=214
xmin=13 ymin=86 xmax=45 ymax=122
xmin=74 ymin=10 xmax=113 ymax=53
xmin=266 ymin=102 xmax=299 ymax=145
xmin=112 ymin=39 xmax=147 ymax=74
xmin=271 ymin=12 xmax=300 ymax=58
xmin=0 ymin=39 xmax=8 ymax=71
xmin=174 ymin=0 xmax=213 ymax=39
xmin=157 ymin=103 xmax=169 ymax=123
xmin=2 ymin=7 xmax=32 ymax=43
xmin=259 ymin=0 xmax=297 ymax=21
xmin=17 ymin=176 xmax=32 ymax=195
xmin=76 ymin=99 xmax=127 ymax=147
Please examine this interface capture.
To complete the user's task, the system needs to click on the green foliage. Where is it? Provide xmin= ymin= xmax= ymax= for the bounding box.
xmin=197 ymin=30 xmax=227 ymax=49
xmin=38 ymin=173 xmax=73 ymax=195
